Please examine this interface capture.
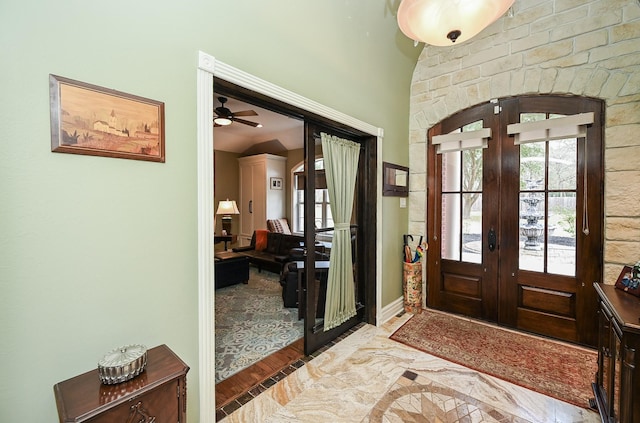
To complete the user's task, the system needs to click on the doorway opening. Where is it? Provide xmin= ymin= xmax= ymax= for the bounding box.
xmin=212 ymin=91 xmax=305 ymax=385
xmin=197 ymin=52 xmax=383 ymax=422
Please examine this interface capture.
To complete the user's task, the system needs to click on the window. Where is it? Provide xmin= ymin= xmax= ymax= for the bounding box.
xmin=292 ymin=158 xmax=333 ymax=233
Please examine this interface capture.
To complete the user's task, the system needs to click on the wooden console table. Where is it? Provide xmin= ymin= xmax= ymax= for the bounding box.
xmin=592 ymin=283 xmax=640 ymax=423
xmin=54 ymin=344 xmax=189 ymax=423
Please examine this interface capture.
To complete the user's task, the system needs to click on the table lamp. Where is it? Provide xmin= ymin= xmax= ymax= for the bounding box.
xmin=216 ymin=199 xmax=240 ymax=235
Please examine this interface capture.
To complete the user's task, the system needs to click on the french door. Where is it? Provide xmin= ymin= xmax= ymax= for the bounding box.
xmin=427 ymin=95 xmax=603 ymax=346
xmin=302 ymin=122 xmax=376 ymax=355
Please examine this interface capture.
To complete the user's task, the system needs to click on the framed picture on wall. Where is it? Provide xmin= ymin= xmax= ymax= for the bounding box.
xmin=270 ymin=177 xmax=283 ymax=190
xmin=382 ymin=162 xmax=409 ymax=197
xmin=49 ymin=74 xmax=165 ymax=162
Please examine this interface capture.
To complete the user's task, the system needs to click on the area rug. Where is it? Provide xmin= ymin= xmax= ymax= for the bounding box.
xmin=215 ymin=268 xmax=303 ymax=383
xmin=390 ymin=310 xmax=597 ymax=408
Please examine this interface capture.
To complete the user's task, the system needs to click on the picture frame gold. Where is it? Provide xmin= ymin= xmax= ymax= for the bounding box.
xmin=49 ymin=74 xmax=165 ymax=162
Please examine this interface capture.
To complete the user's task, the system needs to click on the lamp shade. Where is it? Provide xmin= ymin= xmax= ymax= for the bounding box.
xmin=397 ymin=0 xmax=514 ymax=46
xmin=216 ymin=199 xmax=239 ymax=215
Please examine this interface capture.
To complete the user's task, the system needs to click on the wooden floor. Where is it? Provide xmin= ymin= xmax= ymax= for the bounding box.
xmin=215 ymin=338 xmax=305 ymax=411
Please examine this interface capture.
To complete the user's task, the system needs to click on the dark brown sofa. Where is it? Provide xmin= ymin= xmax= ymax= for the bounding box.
xmin=232 ymin=231 xmax=304 ymax=274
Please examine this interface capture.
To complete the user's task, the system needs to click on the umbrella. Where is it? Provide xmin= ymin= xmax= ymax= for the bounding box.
xmin=403 ymin=234 xmax=413 ymax=263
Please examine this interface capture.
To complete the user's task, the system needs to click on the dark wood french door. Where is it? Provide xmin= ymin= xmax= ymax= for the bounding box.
xmin=427 ymin=102 xmax=500 ymax=321
xmin=427 ymin=95 xmax=603 ymax=346
xmin=212 ymin=80 xmax=378 ymax=357
xmin=302 ymin=122 xmax=376 ymax=355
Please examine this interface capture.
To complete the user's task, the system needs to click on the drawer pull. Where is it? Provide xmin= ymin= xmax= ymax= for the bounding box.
xmin=127 ymin=401 xmax=156 ymax=423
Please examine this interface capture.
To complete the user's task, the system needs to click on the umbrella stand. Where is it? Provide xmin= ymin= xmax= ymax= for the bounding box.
xmin=402 ymin=234 xmax=423 ymax=314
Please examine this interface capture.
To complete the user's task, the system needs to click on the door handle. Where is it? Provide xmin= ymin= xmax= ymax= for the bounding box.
xmin=488 ymin=228 xmax=496 ymax=252
xmin=249 ymin=200 xmax=253 ymax=214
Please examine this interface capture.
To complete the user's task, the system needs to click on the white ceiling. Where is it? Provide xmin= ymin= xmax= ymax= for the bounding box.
xmin=212 ymin=94 xmax=304 ymax=154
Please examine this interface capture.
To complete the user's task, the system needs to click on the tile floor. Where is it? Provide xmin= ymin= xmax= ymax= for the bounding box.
xmin=219 ymin=313 xmax=600 ymax=423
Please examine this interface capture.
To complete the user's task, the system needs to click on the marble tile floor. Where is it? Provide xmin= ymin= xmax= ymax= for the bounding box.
xmin=219 ymin=313 xmax=600 ymax=423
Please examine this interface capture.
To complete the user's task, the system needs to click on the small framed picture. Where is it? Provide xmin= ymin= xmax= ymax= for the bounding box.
xmin=382 ymin=162 xmax=409 ymax=197
xmin=615 ymin=265 xmax=640 ymax=297
xmin=270 ymin=177 xmax=283 ymax=190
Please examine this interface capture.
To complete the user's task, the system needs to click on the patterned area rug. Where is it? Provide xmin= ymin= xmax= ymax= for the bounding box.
xmin=215 ymin=268 xmax=303 ymax=383
xmin=390 ymin=310 xmax=597 ymax=408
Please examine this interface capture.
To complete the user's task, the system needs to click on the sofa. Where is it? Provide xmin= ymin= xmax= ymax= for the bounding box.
xmin=232 ymin=230 xmax=304 ymax=274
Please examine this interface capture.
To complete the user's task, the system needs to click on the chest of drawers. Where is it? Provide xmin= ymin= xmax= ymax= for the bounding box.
xmin=54 ymin=344 xmax=189 ymax=423
xmin=593 ymin=284 xmax=640 ymax=423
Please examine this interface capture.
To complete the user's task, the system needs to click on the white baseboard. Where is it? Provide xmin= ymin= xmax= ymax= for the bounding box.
xmin=378 ymin=296 xmax=404 ymax=326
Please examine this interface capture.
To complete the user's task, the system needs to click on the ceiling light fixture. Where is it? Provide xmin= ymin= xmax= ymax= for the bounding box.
xmin=213 ymin=117 xmax=232 ymax=126
xmin=397 ymin=0 xmax=515 ymax=46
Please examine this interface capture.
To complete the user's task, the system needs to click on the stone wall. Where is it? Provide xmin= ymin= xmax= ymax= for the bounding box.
xmin=408 ymin=0 xmax=640 ymax=284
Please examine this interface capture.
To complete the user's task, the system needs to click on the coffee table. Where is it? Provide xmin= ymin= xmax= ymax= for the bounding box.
xmin=214 ymin=251 xmax=249 ymax=289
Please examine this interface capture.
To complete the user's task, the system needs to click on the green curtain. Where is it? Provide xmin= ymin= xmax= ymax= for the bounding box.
xmin=321 ymin=133 xmax=360 ymax=331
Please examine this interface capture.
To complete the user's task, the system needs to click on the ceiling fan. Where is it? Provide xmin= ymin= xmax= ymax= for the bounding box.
xmin=213 ymin=97 xmax=262 ymax=127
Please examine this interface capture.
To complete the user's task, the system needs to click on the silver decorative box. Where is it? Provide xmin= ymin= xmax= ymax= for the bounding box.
xmin=98 ymin=344 xmax=147 ymax=385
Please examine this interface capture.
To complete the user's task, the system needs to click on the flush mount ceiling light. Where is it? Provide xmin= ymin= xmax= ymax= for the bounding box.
xmin=397 ymin=0 xmax=515 ymax=46
xmin=213 ymin=116 xmax=232 ymax=126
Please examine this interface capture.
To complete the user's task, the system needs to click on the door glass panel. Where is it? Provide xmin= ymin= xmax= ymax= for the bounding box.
xmin=462 ymin=146 xmax=482 ymax=264
xmin=518 ymin=113 xmax=576 ymax=277
xmin=442 ymin=150 xmax=460 ymax=191
xmin=441 ymin=120 xmax=484 ymax=263
xmin=463 ymin=120 xmax=484 ymax=132
xmin=549 ymin=139 xmax=576 ymax=190
xmin=519 ymin=192 xmax=545 ymax=272
xmin=522 ymin=112 xmax=547 ymax=123
xmin=442 ymin=193 xmax=461 ymax=261
xmin=520 ymin=142 xmax=546 ymax=189
xmin=295 ymin=189 xmax=304 ymax=232
xmin=462 ymin=193 xmax=482 ymax=263
xmin=315 ymin=204 xmax=323 ymax=228
xmin=463 ymin=148 xmax=482 ymax=191
xmin=313 ymin=140 xmax=326 ymax=326
xmin=548 ymin=192 xmax=576 ymax=275
xmin=313 ymin=188 xmax=333 ymax=230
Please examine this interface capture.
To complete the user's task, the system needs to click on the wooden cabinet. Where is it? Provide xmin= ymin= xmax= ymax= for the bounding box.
xmin=238 ymin=154 xmax=286 ymax=246
xmin=54 ymin=344 xmax=189 ymax=423
xmin=593 ymin=284 xmax=640 ymax=423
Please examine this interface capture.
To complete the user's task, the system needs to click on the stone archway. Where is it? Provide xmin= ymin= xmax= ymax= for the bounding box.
xmin=408 ymin=0 xmax=640 ymax=283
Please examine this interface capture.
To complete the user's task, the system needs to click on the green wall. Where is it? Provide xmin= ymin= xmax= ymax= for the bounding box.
xmin=0 ymin=1 xmax=418 ymax=421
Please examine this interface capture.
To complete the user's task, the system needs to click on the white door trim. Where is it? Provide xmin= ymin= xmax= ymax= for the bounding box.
xmin=196 ymin=50 xmax=383 ymax=422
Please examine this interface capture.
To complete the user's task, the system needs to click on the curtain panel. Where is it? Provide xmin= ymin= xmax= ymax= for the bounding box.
xmin=321 ymin=133 xmax=360 ymax=331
